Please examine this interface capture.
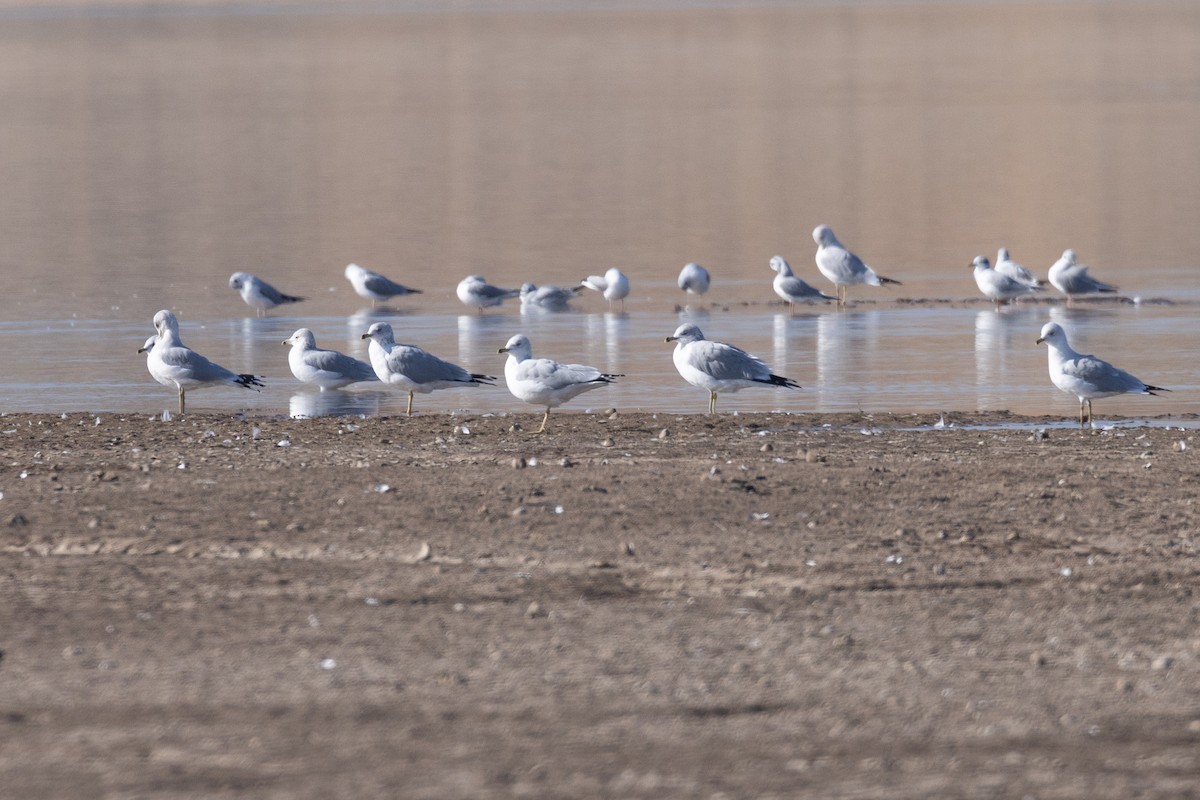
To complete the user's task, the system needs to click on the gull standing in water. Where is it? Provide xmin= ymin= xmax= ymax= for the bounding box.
xmin=457 ymin=275 xmax=520 ymax=313
xmin=995 ymin=248 xmax=1041 ymax=289
xmin=770 ymin=255 xmax=834 ymax=311
xmin=677 ymin=262 xmax=711 ymax=297
xmin=1036 ymin=321 xmax=1166 ymax=425
xmin=1047 ymin=249 xmax=1118 ymax=305
xmin=283 ymin=328 xmax=379 ymax=390
xmin=972 ymin=255 xmax=1042 ymax=309
xmin=343 ymin=263 xmax=421 ymax=307
xmin=580 ymin=267 xmax=630 ymax=310
xmin=666 ymin=323 xmax=800 ymax=414
xmin=498 ymin=334 xmax=620 ymax=433
xmin=812 ymin=225 xmax=900 ymax=307
xmin=362 ymin=322 xmax=494 ymax=415
xmin=228 ymin=272 xmax=305 ymax=316
xmin=140 ymin=309 xmax=265 ymax=413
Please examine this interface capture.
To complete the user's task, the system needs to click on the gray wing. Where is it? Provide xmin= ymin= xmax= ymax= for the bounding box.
xmin=1065 ymin=267 xmax=1117 ymax=293
xmin=1064 ymin=354 xmax=1146 ymax=393
xmin=692 ymin=341 xmax=771 ymax=381
xmin=522 ymin=358 xmax=606 ymax=389
xmin=307 ymin=348 xmax=378 ymax=381
xmin=364 ymin=272 xmax=419 ymax=297
xmin=161 ymin=345 xmax=239 ymax=383
xmin=388 ymin=345 xmax=472 ymax=384
xmin=778 ymin=275 xmax=834 ymax=299
xmin=480 ymin=283 xmax=518 ymax=300
xmin=818 ymin=246 xmax=867 ymax=280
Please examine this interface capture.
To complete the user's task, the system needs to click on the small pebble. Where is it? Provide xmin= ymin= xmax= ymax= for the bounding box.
xmin=1152 ymin=655 xmax=1175 ymax=671
xmin=526 ymin=602 xmax=543 ymax=618
xmin=512 ymin=457 xmax=526 ymax=470
xmin=319 ymin=658 xmax=336 ymax=670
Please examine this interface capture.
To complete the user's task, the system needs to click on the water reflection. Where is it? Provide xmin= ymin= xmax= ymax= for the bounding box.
xmin=973 ymin=308 xmax=1026 ymax=408
xmin=457 ymin=313 xmax=512 ymax=364
xmin=815 ymin=310 xmax=881 ymax=411
xmin=288 ymin=390 xmax=384 ymax=419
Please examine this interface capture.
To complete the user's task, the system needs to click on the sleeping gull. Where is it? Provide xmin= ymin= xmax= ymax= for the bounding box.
xmin=1036 ymin=321 xmax=1167 ymax=425
xmin=344 ymin=263 xmax=421 ymax=307
xmin=140 ymin=309 xmax=264 ymax=413
xmin=1047 ymin=249 xmax=1117 ymax=305
xmin=519 ymin=282 xmax=581 ymax=313
xmin=283 ymin=328 xmax=379 ymax=390
xmin=770 ymin=255 xmax=834 ymax=311
xmin=972 ymin=255 xmax=1042 ymax=308
xmin=813 ymin=225 xmax=900 ymax=307
xmin=666 ymin=323 xmax=800 ymax=414
xmin=361 ymin=321 xmax=494 ymax=415
xmin=677 ymin=262 xmax=711 ymax=297
xmin=580 ymin=267 xmax=630 ymax=310
xmin=995 ymin=248 xmax=1041 ymax=289
xmin=457 ymin=275 xmax=520 ymax=313
xmin=498 ymin=334 xmax=620 ymax=432
xmin=228 ymin=272 xmax=305 ymax=316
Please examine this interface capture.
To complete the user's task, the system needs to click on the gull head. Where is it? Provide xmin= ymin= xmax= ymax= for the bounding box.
xmin=1036 ymin=321 xmax=1066 ymax=347
xmin=666 ymin=323 xmax=705 ymax=345
xmin=344 ymin=263 xmax=363 ymax=280
xmin=972 ymin=255 xmax=990 ymax=271
xmin=361 ymin=321 xmax=395 ymax=343
xmin=498 ymin=334 xmax=533 ymax=360
xmin=228 ymin=272 xmax=250 ymax=290
xmin=812 ymin=224 xmax=837 ymax=247
xmin=769 ymin=255 xmax=792 ymax=275
xmin=284 ymin=328 xmax=316 ymax=349
xmin=137 ymin=335 xmax=156 ymax=355
xmin=152 ymin=309 xmax=179 ymax=335
xmin=1061 ymin=249 xmax=1077 ymax=265
xmin=519 ymin=282 xmax=537 ymax=297
xmin=997 ymin=247 xmax=1010 ymax=262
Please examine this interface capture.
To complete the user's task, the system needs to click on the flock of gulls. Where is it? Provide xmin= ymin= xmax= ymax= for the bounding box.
xmin=139 ymin=225 xmax=1166 ymax=429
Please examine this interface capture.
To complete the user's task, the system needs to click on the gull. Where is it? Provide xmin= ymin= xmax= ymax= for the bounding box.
xmin=677 ymin=262 xmax=711 ymax=296
xmin=1048 ymin=249 xmax=1118 ymax=305
xmin=995 ymin=248 xmax=1041 ymax=288
xmin=283 ymin=328 xmax=379 ymax=391
xmin=361 ymin=321 xmax=494 ymax=415
xmin=498 ymin=334 xmax=620 ymax=433
xmin=140 ymin=309 xmax=264 ymax=413
xmin=580 ymin=267 xmax=630 ymax=310
xmin=457 ymin=275 xmax=520 ymax=313
xmin=812 ymin=225 xmax=900 ymax=307
xmin=1036 ymin=321 xmax=1167 ymax=425
xmin=343 ymin=263 xmax=421 ymax=307
xmin=666 ymin=323 xmax=800 ymax=414
xmin=228 ymin=272 xmax=305 ymax=316
xmin=519 ymin=282 xmax=581 ymax=313
xmin=770 ymin=255 xmax=834 ymax=311
xmin=972 ymin=255 xmax=1042 ymax=309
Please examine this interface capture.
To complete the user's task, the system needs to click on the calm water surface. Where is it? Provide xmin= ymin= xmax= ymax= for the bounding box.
xmin=2 ymin=1 xmax=1199 ymax=419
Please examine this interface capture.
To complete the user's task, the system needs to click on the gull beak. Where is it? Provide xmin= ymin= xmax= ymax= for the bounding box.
xmin=137 ymin=346 xmax=149 ymax=354
xmin=498 ymin=347 xmax=509 ymax=354
xmin=1035 ymin=336 xmax=1045 ymax=345
xmin=281 ymin=339 xmax=289 ymax=346
xmin=360 ymin=333 xmax=370 ymax=340
xmin=665 ymin=336 xmax=677 ymax=343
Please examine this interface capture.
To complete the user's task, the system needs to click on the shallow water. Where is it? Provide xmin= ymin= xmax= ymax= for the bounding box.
xmin=2 ymin=1 xmax=1199 ymax=418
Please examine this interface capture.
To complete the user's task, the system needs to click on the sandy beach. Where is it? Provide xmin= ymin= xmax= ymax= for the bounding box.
xmin=2 ymin=410 xmax=1199 ymax=797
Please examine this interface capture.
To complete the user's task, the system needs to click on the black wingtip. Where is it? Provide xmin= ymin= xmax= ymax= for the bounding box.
xmin=471 ymin=374 xmax=498 ymax=386
xmin=237 ymin=374 xmax=266 ymax=390
xmin=282 ymin=294 xmax=306 ymax=304
xmin=765 ymin=374 xmax=801 ymax=389
xmin=1145 ymin=384 xmax=1170 ymax=395
xmin=881 ymin=276 xmax=903 ymax=286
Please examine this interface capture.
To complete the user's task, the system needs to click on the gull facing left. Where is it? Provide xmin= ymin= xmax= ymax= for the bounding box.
xmin=770 ymin=255 xmax=834 ymax=311
xmin=362 ymin=322 xmax=494 ymax=415
xmin=813 ymin=225 xmax=901 ymax=307
xmin=972 ymin=255 xmax=1042 ymax=308
xmin=283 ymin=328 xmax=378 ymax=390
xmin=228 ymin=272 xmax=305 ymax=316
xmin=344 ymin=263 xmax=421 ymax=307
xmin=1036 ymin=322 xmax=1167 ymax=425
xmin=498 ymin=334 xmax=620 ymax=432
xmin=666 ymin=323 xmax=800 ymax=414
xmin=141 ymin=309 xmax=265 ymax=413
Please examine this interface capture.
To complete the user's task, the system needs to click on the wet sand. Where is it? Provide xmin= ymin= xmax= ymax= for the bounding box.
xmin=3 ymin=410 xmax=1199 ymax=797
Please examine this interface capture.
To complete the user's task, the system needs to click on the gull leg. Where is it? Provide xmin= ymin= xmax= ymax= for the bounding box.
xmin=537 ymin=408 xmax=550 ymax=434
xmin=1085 ymin=399 xmax=1093 ymax=426
xmin=178 ymin=387 xmax=185 ymax=414
xmin=406 ymin=392 xmax=414 ymax=416
xmin=708 ymin=391 xmax=717 ymax=415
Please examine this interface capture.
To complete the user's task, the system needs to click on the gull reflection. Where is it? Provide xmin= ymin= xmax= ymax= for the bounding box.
xmin=815 ymin=309 xmax=880 ymax=412
xmin=772 ymin=311 xmax=820 ymax=381
xmin=288 ymin=390 xmax=384 ymax=419
xmin=457 ymin=313 xmax=510 ymax=364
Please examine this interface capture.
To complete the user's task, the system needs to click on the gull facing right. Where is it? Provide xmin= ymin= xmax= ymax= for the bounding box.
xmin=498 ymin=334 xmax=620 ymax=433
xmin=1036 ymin=321 xmax=1167 ymax=425
xmin=580 ymin=267 xmax=630 ymax=310
xmin=666 ymin=323 xmax=800 ymax=414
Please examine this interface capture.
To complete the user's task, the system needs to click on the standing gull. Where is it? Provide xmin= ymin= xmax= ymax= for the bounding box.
xmin=972 ymin=255 xmax=1042 ymax=309
xmin=812 ymin=225 xmax=901 ymax=307
xmin=228 ymin=272 xmax=305 ymax=316
xmin=361 ymin=322 xmax=494 ymax=415
xmin=283 ymin=328 xmax=379 ymax=391
xmin=457 ymin=275 xmax=520 ymax=313
xmin=770 ymin=255 xmax=834 ymax=311
xmin=1047 ymin=249 xmax=1118 ymax=304
xmin=1036 ymin=321 xmax=1167 ymax=425
xmin=666 ymin=323 xmax=800 ymax=414
xmin=677 ymin=262 xmax=711 ymax=297
xmin=344 ymin=263 xmax=421 ymax=307
xmin=498 ymin=334 xmax=620 ymax=433
xmin=580 ymin=267 xmax=630 ymax=310
xmin=140 ymin=309 xmax=264 ymax=413
xmin=995 ymin=248 xmax=1041 ymax=289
